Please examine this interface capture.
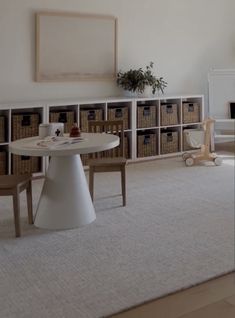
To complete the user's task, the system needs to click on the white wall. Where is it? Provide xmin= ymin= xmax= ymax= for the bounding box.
xmin=0 ymin=0 xmax=235 ymax=109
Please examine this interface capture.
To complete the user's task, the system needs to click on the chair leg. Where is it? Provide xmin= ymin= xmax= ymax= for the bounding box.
xmin=26 ymin=180 xmax=33 ymax=224
xmin=121 ymin=166 xmax=126 ymax=206
xmin=12 ymin=189 xmax=21 ymax=237
xmin=89 ymin=166 xmax=94 ymax=201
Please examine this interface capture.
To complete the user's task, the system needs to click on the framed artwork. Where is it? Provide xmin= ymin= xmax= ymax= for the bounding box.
xmin=35 ymin=11 xmax=117 ymax=82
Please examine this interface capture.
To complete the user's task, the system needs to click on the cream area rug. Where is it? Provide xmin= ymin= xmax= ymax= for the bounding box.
xmin=0 ymin=155 xmax=234 ymax=318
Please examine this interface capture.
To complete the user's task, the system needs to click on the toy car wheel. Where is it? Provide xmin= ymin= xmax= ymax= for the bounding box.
xmin=182 ymin=153 xmax=190 ymax=161
xmin=214 ymin=157 xmax=222 ymax=166
xmin=185 ymin=157 xmax=194 ymax=166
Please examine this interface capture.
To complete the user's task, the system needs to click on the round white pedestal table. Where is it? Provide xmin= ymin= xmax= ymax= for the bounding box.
xmin=9 ymin=133 xmax=119 ymax=230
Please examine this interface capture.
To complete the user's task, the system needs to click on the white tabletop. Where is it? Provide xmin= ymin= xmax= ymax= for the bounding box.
xmin=9 ymin=133 xmax=119 ymax=157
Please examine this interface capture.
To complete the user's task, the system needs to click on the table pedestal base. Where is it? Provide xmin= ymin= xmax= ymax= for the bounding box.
xmin=34 ymin=155 xmax=96 ymax=230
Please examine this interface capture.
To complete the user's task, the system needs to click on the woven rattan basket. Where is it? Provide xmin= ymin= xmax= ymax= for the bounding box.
xmin=82 ymin=135 xmax=129 ymax=166
xmin=80 ymin=154 xmax=89 ymax=166
xmin=137 ymin=132 xmax=157 ymax=157
xmin=12 ymin=155 xmax=40 ymax=175
xmin=80 ymin=109 xmax=103 ymax=132
xmin=81 ymin=132 xmax=129 ymax=166
xmin=0 ymin=116 xmax=6 ymax=143
xmin=101 ymin=134 xmax=129 ymax=159
xmin=183 ymin=102 xmax=200 ymax=124
xmin=0 ymin=151 xmax=6 ymax=175
xmin=161 ymin=103 xmax=178 ymax=126
xmin=137 ymin=105 xmax=157 ymax=128
xmin=108 ymin=107 xmax=129 ymax=130
xmin=161 ymin=131 xmax=179 ymax=154
xmin=12 ymin=113 xmax=40 ymax=141
xmin=50 ymin=110 xmax=75 ymax=133
xmin=124 ymin=135 xmax=130 ymax=159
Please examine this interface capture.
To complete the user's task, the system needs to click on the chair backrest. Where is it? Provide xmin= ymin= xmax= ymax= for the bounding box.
xmin=88 ymin=120 xmax=125 ymax=159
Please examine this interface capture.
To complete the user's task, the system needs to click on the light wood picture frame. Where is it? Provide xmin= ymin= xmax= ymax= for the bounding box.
xmin=35 ymin=11 xmax=118 ymax=82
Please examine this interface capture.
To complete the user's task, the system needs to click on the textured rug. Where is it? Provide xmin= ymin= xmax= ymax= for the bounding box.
xmin=0 ymin=155 xmax=234 ymax=318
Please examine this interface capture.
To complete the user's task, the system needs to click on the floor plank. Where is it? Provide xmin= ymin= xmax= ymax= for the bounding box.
xmin=111 ymin=273 xmax=235 ymax=318
xmin=179 ymin=300 xmax=235 ymax=318
xmin=225 ymin=294 xmax=235 ymax=306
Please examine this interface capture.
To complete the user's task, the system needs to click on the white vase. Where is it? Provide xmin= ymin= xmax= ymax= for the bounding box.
xmin=123 ymin=90 xmax=138 ymax=98
xmin=137 ymin=86 xmax=154 ymax=98
xmin=143 ymin=86 xmax=153 ymax=97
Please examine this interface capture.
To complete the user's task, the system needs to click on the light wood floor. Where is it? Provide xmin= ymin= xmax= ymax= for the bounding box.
xmin=111 ymin=272 xmax=235 ymax=318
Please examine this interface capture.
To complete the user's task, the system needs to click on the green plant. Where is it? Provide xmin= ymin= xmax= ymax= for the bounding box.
xmin=116 ymin=67 xmax=146 ymax=93
xmin=116 ymin=62 xmax=167 ymax=95
xmin=144 ymin=62 xmax=168 ymax=94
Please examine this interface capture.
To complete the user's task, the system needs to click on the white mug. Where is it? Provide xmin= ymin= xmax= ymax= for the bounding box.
xmin=39 ymin=124 xmax=50 ymax=138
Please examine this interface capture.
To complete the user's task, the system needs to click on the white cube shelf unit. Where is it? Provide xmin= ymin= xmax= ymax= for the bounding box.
xmin=0 ymin=95 xmax=204 ymax=175
xmin=135 ymin=95 xmax=204 ymax=160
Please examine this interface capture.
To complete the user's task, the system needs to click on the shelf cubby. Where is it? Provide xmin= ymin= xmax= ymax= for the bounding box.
xmin=79 ymin=103 xmax=105 ymax=132
xmin=160 ymin=127 xmax=181 ymax=155
xmin=107 ymin=101 xmax=132 ymax=130
xmin=137 ymin=129 xmax=158 ymax=158
xmin=49 ymin=105 xmax=78 ymax=133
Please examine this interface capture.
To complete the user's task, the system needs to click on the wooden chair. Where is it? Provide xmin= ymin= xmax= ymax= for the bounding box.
xmin=0 ymin=175 xmax=33 ymax=237
xmin=88 ymin=120 xmax=127 ymax=206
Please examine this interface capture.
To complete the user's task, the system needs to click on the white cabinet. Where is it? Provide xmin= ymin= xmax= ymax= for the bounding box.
xmin=0 ymin=95 xmax=204 ymax=175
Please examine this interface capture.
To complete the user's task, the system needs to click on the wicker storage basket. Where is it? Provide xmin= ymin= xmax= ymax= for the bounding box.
xmin=81 ymin=154 xmax=89 ymax=166
xmin=161 ymin=131 xmax=179 ymax=154
xmin=50 ymin=110 xmax=75 ymax=133
xmin=80 ymin=109 xmax=103 ymax=132
xmin=12 ymin=155 xmax=40 ymax=175
xmin=161 ymin=103 xmax=178 ymax=126
xmin=137 ymin=132 xmax=157 ymax=157
xmin=113 ymin=135 xmax=129 ymax=159
xmin=101 ymin=134 xmax=129 ymax=159
xmin=0 ymin=151 xmax=7 ymax=175
xmin=12 ymin=113 xmax=40 ymax=141
xmin=137 ymin=105 xmax=157 ymax=128
xmin=108 ymin=107 xmax=129 ymax=130
xmin=124 ymin=135 xmax=130 ymax=159
xmin=0 ymin=116 xmax=6 ymax=143
xmin=82 ymin=133 xmax=129 ymax=166
xmin=183 ymin=102 xmax=200 ymax=123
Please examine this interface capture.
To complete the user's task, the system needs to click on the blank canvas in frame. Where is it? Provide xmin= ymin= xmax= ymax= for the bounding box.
xmin=36 ymin=11 xmax=117 ymax=82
